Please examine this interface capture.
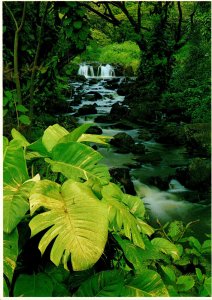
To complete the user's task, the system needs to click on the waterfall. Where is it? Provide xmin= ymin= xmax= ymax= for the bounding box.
xmin=78 ymin=64 xmax=94 ymax=78
xmin=78 ymin=63 xmax=115 ymax=78
xmin=97 ymin=64 xmax=115 ymax=78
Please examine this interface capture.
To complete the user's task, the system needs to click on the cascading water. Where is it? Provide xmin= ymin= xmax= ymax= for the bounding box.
xmin=97 ymin=64 xmax=115 ymax=78
xmin=78 ymin=64 xmax=94 ymax=78
xmin=78 ymin=63 xmax=115 ymax=78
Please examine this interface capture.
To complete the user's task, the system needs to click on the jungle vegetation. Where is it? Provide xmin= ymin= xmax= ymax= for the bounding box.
xmin=3 ymin=1 xmax=211 ymax=297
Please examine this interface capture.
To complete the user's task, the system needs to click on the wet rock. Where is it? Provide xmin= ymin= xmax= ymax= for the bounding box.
xmin=71 ymin=95 xmax=82 ymax=105
xmin=78 ymin=104 xmax=97 ymax=115
xmin=184 ymin=123 xmax=211 ymax=157
xmin=88 ymin=78 xmax=99 ymax=85
xmin=154 ymin=123 xmax=186 ymax=145
xmin=95 ymin=115 xmax=114 ymax=123
xmin=131 ymin=143 xmax=146 ymax=155
xmin=110 ymin=122 xmax=135 ymax=130
xmin=148 ymin=176 xmax=169 ymax=190
xmin=110 ymin=102 xmax=129 ymax=117
xmin=175 ymin=158 xmax=211 ymax=191
xmin=117 ymin=84 xmax=130 ymax=96
xmin=138 ymin=128 xmax=152 ymax=141
xmin=85 ymin=91 xmax=103 ymax=100
xmin=104 ymin=82 xmax=119 ymax=90
xmin=110 ymin=132 xmax=135 ymax=153
xmin=86 ymin=126 xmax=103 ymax=135
xmin=109 ymin=167 xmax=136 ymax=195
xmin=187 ymin=158 xmax=211 ymax=190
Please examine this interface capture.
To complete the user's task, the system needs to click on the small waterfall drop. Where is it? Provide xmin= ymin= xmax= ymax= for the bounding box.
xmin=97 ymin=64 xmax=115 ymax=78
xmin=133 ymin=179 xmax=197 ymax=222
xmin=78 ymin=64 xmax=94 ymax=78
xmin=78 ymin=63 xmax=115 ymax=78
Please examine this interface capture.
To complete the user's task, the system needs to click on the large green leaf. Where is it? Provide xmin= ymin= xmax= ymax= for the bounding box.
xmin=78 ymin=133 xmax=112 ymax=145
xmin=122 ymin=270 xmax=169 ymax=297
xmin=74 ymin=270 xmax=125 ymax=297
xmin=3 ymin=143 xmax=33 ymax=233
xmin=58 ymin=123 xmax=93 ymax=143
xmin=151 ymin=238 xmax=180 ymax=260
xmin=3 ymin=228 xmax=19 ymax=283
xmin=13 ymin=273 xmax=54 ymax=296
xmin=11 ymin=128 xmax=30 ymax=147
xmin=45 ymin=142 xmax=110 ymax=185
xmin=102 ymin=183 xmax=154 ymax=248
xmin=26 ymin=137 xmax=49 ymax=159
xmin=3 ymin=278 xmax=9 ymax=296
xmin=42 ymin=124 xmax=69 ymax=152
xmin=29 ymin=179 xmax=108 ymax=271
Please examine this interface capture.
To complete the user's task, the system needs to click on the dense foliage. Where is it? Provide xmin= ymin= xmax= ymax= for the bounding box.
xmin=3 ymin=124 xmax=211 ymax=297
xmin=3 ymin=1 xmax=211 ymax=297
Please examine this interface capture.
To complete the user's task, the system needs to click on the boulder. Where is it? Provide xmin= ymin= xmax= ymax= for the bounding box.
xmin=86 ymin=126 xmax=103 ymax=135
xmin=175 ymin=158 xmax=211 ymax=191
xmin=138 ymin=128 xmax=152 ymax=141
xmin=148 ymin=176 xmax=169 ymax=190
xmin=85 ymin=91 xmax=103 ymax=100
xmin=131 ymin=143 xmax=146 ymax=155
xmin=110 ymin=102 xmax=129 ymax=117
xmin=109 ymin=167 xmax=136 ymax=195
xmin=78 ymin=104 xmax=97 ymax=115
xmin=154 ymin=123 xmax=186 ymax=145
xmin=110 ymin=132 xmax=135 ymax=153
xmin=95 ymin=115 xmax=115 ymax=123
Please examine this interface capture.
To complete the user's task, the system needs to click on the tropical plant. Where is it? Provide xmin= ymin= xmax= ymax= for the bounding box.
xmin=3 ymin=124 xmax=211 ymax=297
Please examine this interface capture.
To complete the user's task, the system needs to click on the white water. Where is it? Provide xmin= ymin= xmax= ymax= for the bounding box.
xmin=78 ymin=63 xmax=115 ymax=78
xmin=78 ymin=64 xmax=94 ymax=77
xmin=133 ymin=179 xmax=202 ymax=222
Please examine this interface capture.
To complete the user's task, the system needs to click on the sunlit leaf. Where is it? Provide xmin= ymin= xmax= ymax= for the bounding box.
xmin=151 ymin=238 xmax=180 ymax=260
xmin=3 ymin=228 xmax=19 ymax=283
xmin=46 ymin=142 xmax=110 ymax=185
xmin=29 ymin=179 xmax=108 ymax=271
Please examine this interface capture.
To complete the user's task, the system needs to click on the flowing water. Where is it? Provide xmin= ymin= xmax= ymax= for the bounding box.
xmin=68 ymin=64 xmax=211 ymax=239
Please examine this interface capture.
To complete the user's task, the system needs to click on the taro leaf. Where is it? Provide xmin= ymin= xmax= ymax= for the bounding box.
xmin=18 ymin=115 xmax=31 ymax=125
xmin=102 ymin=183 xmax=154 ymax=248
xmin=57 ymin=123 xmax=93 ymax=144
xmin=29 ymin=179 xmax=108 ymax=271
xmin=3 ymin=228 xmax=19 ymax=283
xmin=26 ymin=137 xmax=49 ymax=159
xmin=42 ymin=124 xmax=69 ymax=153
xmin=122 ymin=270 xmax=169 ymax=297
xmin=3 ymin=144 xmax=33 ymax=233
xmin=3 ymin=278 xmax=9 ymax=296
xmin=45 ymin=142 xmax=110 ymax=185
xmin=78 ymin=134 xmax=112 ymax=145
xmin=151 ymin=238 xmax=180 ymax=260
xmin=11 ymin=128 xmax=30 ymax=147
xmin=176 ymin=275 xmax=195 ymax=291
xmin=13 ymin=273 xmax=54 ymax=297
xmin=74 ymin=270 xmax=125 ymax=297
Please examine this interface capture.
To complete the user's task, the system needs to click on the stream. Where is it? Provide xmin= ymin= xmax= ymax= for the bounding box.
xmin=66 ymin=66 xmax=210 ymax=240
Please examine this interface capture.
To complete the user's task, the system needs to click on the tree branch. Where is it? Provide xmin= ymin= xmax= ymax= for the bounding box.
xmin=17 ymin=1 xmax=26 ymax=32
xmin=4 ymin=2 xmax=18 ymax=30
xmin=80 ymin=2 xmax=121 ymax=26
